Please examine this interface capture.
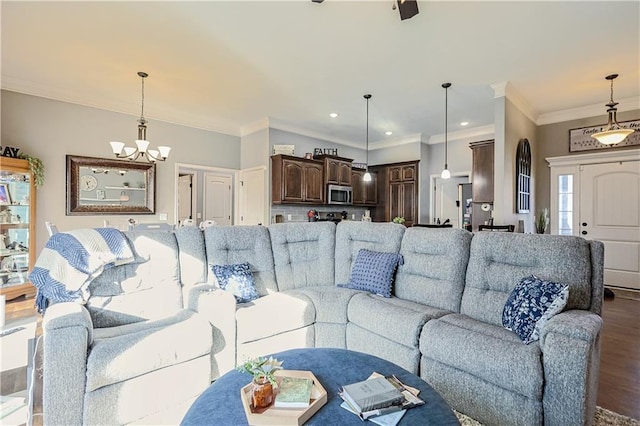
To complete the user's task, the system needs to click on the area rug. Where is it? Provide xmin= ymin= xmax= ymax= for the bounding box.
xmin=455 ymin=406 xmax=640 ymax=426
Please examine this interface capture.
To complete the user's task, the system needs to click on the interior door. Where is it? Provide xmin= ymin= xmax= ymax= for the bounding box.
xmin=434 ymin=176 xmax=468 ymax=227
xmin=203 ymin=173 xmax=232 ymax=226
xmin=580 ymin=161 xmax=640 ymax=290
xmin=239 ymin=167 xmax=265 ymax=226
xmin=177 ymin=174 xmax=193 ymax=224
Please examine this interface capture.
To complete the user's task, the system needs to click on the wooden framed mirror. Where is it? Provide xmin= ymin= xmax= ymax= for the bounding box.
xmin=66 ymin=155 xmax=155 ymax=215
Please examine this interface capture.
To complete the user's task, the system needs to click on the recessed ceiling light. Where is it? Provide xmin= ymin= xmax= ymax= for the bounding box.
xmin=329 ymin=113 xmax=339 ymax=118
xmin=460 ymin=121 xmax=469 ymax=126
xmin=385 ymin=131 xmax=393 ymax=136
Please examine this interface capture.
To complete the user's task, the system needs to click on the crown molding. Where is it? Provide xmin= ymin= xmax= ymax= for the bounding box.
xmin=262 ymin=117 xmax=364 ymax=149
xmin=240 ymin=118 xmax=270 ymax=137
xmin=1 ymin=76 xmax=241 ymax=137
xmin=369 ymin=133 xmax=424 ymax=150
xmin=546 ymin=148 xmax=640 ymax=167
xmin=537 ymin=96 xmax=640 ymax=125
xmin=427 ymin=124 xmax=495 ymax=145
xmin=491 ymin=80 xmax=537 ymax=124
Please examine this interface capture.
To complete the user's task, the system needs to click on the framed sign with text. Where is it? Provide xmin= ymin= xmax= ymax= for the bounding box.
xmin=569 ymin=119 xmax=640 ymax=152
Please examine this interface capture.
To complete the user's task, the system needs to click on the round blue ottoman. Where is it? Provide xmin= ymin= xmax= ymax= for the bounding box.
xmin=181 ymin=348 xmax=459 ymax=425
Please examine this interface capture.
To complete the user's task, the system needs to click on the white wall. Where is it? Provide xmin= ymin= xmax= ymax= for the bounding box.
xmin=368 ymin=142 xmax=421 ymax=165
xmin=241 ymin=128 xmax=269 ymax=169
xmin=1 ymin=90 xmax=241 ymax=253
xmin=269 ymin=128 xmax=365 ymax=162
xmin=494 ymin=97 xmax=537 ymax=232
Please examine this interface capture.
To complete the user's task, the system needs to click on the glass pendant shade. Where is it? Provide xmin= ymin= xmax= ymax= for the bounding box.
xmin=441 ymin=82 xmax=451 ymax=180
xmin=109 ymin=71 xmax=171 ymax=162
xmin=591 ymin=74 xmax=633 ymax=146
xmin=363 ymin=94 xmax=372 ymax=182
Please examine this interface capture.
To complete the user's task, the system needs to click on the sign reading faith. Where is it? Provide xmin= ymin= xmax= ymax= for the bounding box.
xmin=314 ymin=148 xmax=338 ymax=156
xmin=569 ymin=119 xmax=640 ymax=152
xmin=0 ymin=146 xmax=20 ymax=158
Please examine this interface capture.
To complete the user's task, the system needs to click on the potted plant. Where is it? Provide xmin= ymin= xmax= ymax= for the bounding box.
xmin=393 ymin=216 xmax=405 ymax=225
xmin=535 ymin=208 xmax=549 ymax=234
xmin=237 ymin=356 xmax=283 ymax=409
xmin=17 ymin=153 xmax=45 ymax=187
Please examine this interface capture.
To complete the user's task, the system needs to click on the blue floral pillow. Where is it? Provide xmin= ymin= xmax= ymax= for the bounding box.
xmin=211 ymin=263 xmax=259 ymax=303
xmin=339 ymin=249 xmax=404 ymax=298
xmin=502 ymin=275 xmax=569 ymax=344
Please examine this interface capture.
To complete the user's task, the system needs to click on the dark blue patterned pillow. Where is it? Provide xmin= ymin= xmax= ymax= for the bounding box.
xmin=502 ymin=275 xmax=569 ymax=344
xmin=340 ymin=249 xmax=404 ymax=298
xmin=211 ymin=263 xmax=259 ymax=303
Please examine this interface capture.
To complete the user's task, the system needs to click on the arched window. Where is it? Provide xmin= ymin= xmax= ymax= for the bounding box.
xmin=516 ymin=138 xmax=531 ymax=213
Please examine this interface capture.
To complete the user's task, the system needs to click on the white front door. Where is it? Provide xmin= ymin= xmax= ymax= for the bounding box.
xmin=580 ymin=161 xmax=640 ymax=290
xmin=238 ymin=167 xmax=266 ymax=226
xmin=203 ymin=173 xmax=232 ymax=226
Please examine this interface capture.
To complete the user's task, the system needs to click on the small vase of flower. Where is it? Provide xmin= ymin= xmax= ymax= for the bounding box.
xmin=237 ymin=356 xmax=283 ymax=410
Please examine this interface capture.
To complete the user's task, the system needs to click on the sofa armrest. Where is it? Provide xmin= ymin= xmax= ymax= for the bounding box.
xmin=539 ymin=310 xmax=603 ymax=426
xmin=187 ymin=284 xmax=237 ymax=379
xmin=42 ymin=303 xmax=94 ymax=425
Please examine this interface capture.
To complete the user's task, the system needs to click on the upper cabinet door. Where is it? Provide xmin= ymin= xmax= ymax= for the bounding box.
xmin=323 ymin=157 xmax=353 ymax=186
xmin=470 ymin=140 xmax=494 ymax=203
xmin=304 ymin=162 xmax=324 ymax=203
xmin=282 ymin=159 xmax=304 ymax=202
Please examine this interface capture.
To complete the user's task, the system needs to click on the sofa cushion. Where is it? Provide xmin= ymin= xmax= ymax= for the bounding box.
xmin=340 ymin=249 xmax=403 ymax=297
xmin=395 ymin=227 xmax=472 ymax=312
xmin=348 ymin=293 xmax=449 ymax=348
xmin=269 ymin=222 xmax=335 ymax=291
xmin=335 ymin=221 xmax=405 ymax=285
xmin=87 ymin=231 xmax=183 ymax=328
xmin=86 ymin=309 xmax=212 ymax=392
xmin=204 ymin=226 xmax=277 ymax=296
xmin=235 ymin=292 xmax=315 ymax=345
xmin=420 ymin=313 xmax=543 ymax=400
xmin=287 ymin=286 xmax=359 ymax=324
xmin=503 ymin=275 xmax=569 ymax=344
xmin=174 ymin=226 xmax=208 ymax=287
xmin=461 ymin=232 xmax=593 ymax=327
xmin=211 ymin=263 xmax=259 ymax=303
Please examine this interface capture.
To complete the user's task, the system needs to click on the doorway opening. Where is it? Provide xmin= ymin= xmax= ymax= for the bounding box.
xmin=430 ymin=173 xmax=471 ymax=229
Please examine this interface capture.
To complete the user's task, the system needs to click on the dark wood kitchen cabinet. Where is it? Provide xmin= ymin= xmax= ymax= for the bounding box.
xmin=372 ymin=160 xmax=419 ymax=226
xmin=272 ymin=155 xmax=324 ymax=204
xmin=317 ymin=155 xmax=353 ymax=186
xmin=351 ymin=169 xmax=377 ymax=206
xmin=470 ymin=140 xmax=494 ymax=203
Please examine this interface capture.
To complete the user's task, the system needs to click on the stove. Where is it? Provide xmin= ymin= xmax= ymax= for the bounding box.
xmin=309 ymin=211 xmax=349 ymax=224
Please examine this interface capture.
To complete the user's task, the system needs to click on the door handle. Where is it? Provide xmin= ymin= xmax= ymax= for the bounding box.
xmin=582 ymin=222 xmax=587 ymax=227
xmin=581 ymin=230 xmax=588 ymax=235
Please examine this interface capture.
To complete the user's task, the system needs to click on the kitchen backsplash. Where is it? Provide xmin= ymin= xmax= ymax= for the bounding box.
xmin=271 ymin=205 xmax=369 ymax=223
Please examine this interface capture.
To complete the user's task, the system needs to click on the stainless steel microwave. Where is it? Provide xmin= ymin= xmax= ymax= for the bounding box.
xmin=327 ymin=184 xmax=352 ymax=205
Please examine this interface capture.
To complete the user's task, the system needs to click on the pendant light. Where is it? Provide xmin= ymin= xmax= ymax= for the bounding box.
xmin=591 ymin=74 xmax=634 ymax=145
xmin=110 ymin=72 xmax=171 ymax=162
xmin=363 ymin=94 xmax=372 ymax=182
xmin=441 ymin=82 xmax=451 ymax=180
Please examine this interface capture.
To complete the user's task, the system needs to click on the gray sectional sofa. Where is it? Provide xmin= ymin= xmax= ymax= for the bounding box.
xmin=41 ymin=221 xmax=604 ymax=425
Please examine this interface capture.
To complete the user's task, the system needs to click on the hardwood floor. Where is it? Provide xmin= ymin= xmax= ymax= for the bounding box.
xmin=597 ymin=295 xmax=640 ymax=420
xmin=2 ymin=294 xmax=639 ymax=421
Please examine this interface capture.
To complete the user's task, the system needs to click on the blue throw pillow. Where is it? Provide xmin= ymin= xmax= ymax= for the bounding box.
xmin=211 ymin=263 xmax=259 ymax=303
xmin=340 ymin=249 xmax=404 ymax=298
xmin=502 ymin=275 xmax=569 ymax=344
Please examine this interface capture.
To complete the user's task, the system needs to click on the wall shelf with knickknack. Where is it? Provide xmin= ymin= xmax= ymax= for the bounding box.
xmin=0 ymin=157 xmax=36 ymax=301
